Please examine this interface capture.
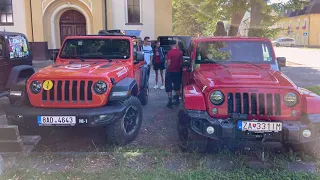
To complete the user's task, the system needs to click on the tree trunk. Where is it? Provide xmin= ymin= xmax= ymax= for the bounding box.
xmin=228 ymin=0 xmax=248 ymax=36
xmin=248 ymin=0 xmax=265 ymax=37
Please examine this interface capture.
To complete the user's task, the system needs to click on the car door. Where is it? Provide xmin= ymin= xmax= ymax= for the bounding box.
xmin=133 ymin=41 xmax=143 ymax=90
xmin=0 ymin=36 xmax=7 ymax=89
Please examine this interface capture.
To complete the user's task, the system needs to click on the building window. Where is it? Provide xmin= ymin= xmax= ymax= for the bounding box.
xmin=126 ymin=0 xmax=141 ymax=25
xmin=0 ymin=0 xmax=13 ymax=25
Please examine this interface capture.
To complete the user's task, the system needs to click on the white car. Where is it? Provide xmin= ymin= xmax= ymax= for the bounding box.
xmin=272 ymin=38 xmax=296 ymax=47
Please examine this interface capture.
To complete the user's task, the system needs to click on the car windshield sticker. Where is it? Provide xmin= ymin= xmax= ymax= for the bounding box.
xmin=78 ymin=41 xmax=83 ymax=45
xmin=8 ymin=35 xmax=29 ymax=59
xmin=65 ymin=64 xmax=91 ymax=69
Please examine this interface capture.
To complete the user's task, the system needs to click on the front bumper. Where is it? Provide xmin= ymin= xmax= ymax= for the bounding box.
xmin=5 ymin=104 xmax=127 ymax=128
xmin=186 ymin=110 xmax=320 ymax=145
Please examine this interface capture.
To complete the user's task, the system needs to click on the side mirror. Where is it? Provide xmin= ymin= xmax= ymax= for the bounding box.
xmin=182 ymin=56 xmax=191 ymax=66
xmin=277 ymin=57 xmax=286 ymax=67
xmin=135 ymin=51 xmax=144 ymax=61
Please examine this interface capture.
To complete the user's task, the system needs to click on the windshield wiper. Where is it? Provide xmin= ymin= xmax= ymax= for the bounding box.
xmin=98 ymin=55 xmax=113 ymax=62
xmin=222 ymin=61 xmax=264 ymax=69
xmin=75 ymin=55 xmax=86 ymax=62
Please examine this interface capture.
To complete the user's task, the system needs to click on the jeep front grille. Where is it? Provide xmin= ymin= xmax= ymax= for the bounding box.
xmin=227 ymin=93 xmax=281 ymax=116
xmin=42 ymin=80 xmax=93 ymax=102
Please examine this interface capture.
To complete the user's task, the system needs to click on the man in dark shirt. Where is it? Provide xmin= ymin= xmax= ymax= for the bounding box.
xmin=165 ymin=40 xmax=183 ymax=108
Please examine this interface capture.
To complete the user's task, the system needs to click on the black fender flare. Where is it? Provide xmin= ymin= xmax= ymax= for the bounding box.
xmin=5 ymin=65 xmax=35 ymax=89
xmin=140 ymin=64 xmax=149 ymax=89
xmin=108 ymin=77 xmax=138 ymax=101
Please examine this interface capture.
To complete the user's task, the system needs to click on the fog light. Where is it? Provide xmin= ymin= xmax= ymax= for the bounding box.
xmin=206 ymin=126 xmax=215 ymax=134
xmin=94 ymin=114 xmax=114 ymax=122
xmin=291 ymin=110 xmax=298 ymax=117
xmin=212 ymin=108 xmax=218 ymax=114
xmin=302 ymin=129 xmax=311 ymax=138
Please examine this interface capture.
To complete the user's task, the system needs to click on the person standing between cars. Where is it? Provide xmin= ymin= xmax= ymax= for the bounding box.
xmin=152 ymin=41 xmax=166 ymax=89
xmin=165 ymin=40 xmax=183 ymax=108
xmin=142 ymin=36 xmax=153 ymax=76
xmin=214 ymin=21 xmax=227 ymax=36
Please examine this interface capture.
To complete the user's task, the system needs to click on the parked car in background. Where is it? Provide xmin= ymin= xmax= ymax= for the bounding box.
xmin=0 ymin=31 xmax=34 ymax=98
xmin=157 ymin=36 xmax=191 ymax=56
xmin=272 ymin=37 xmax=295 ymax=47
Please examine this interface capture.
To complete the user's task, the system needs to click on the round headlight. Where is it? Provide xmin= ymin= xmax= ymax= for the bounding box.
xmin=94 ymin=81 xmax=107 ymax=94
xmin=30 ymin=80 xmax=42 ymax=94
xmin=284 ymin=92 xmax=298 ymax=107
xmin=210 ymin=90 xmax=225 ymax=105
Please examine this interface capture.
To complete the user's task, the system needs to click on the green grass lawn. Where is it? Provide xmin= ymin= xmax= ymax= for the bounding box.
xmin=306 ymin=86 xmax=320 ymax=95
xmin=2 ymin=168 xmax=320 ymax=180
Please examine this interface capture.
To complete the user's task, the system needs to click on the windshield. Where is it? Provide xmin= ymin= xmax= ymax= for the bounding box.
xmin=59 ymin=39 xmax=130 ymax=59
xmin=195 ymin=41 xmax=274 ymax=64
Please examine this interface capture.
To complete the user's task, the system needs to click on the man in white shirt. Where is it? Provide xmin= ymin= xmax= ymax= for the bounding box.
xmin=142 ymin=36 xmax=153 ymax=76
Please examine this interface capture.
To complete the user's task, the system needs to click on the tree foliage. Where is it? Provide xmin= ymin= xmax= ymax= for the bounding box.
xmin=173 ymin=0 xmax=309 ymax=38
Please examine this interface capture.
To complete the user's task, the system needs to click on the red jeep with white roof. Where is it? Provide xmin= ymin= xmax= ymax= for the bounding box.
xmin=178 ymin=36 xmax=320 ymax=153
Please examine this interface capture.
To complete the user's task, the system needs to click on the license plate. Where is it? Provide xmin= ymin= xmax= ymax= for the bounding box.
xmin=238 ymin=121 xmax=282 ymax=132
xmin=38 ymin=116 xmax=76 ymax=126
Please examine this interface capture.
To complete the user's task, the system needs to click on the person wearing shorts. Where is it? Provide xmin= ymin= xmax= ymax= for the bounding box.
xmin=152 ymin=41 xmax=166 ymax=89
xmin=165 ymin=40 xmax=183 ymax=108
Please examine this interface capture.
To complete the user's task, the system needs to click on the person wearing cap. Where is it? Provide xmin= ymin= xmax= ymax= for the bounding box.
xmin=165 ymin=40 xmax=183 ymax=108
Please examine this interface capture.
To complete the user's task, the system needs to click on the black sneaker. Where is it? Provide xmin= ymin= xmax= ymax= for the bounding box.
xmin=173 ymin=95 xmax=180 ymax=106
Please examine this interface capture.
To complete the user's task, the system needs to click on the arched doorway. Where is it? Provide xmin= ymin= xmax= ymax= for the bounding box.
xmin=59 ymin=10 xmax=86 ymax=44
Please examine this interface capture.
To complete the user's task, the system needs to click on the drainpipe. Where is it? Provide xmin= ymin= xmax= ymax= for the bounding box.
xmin=29 ymin=0 xmax=34 ymax=42
xmin=105 ymin=0 xmax=108 ymax=30
xmin=308 ymin=14 xmax=310 ymax=47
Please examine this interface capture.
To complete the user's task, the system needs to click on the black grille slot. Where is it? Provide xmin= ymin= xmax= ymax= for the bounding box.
xmin=65 ymin=81 xmax=70 ymax=101
xmin=80 ymin=81 xmax=85 ymax=101
xmin=57 ymin=81 xmax=62 ymax=101
xmin=235 ymin=93 xmax=242 ymax=113
xmin=49 ymin=80 xmax=55 ymax=101
xmin=267 ymin=94 xmax=273 ymax=116
xmin=227 ymin=92 xmax=281 ymax=117
xmin=243 ymin=93 xmax=249 ymax=114
xmin=228 ymin=93 xmax=234 ymax=114
xmin=42 ymin=89 xmax=47 ymax=101
xmin=87 ymin=81 xmax=93 ymax=101
xmin=251 ymin=94 xmax=257 ymax=115
xmin=72 ymin=81 xmax=77 ymax=101
xmin=259 ymin=94 xmax=265 ymax=116
xmin=275 ymin=94 xmax=281 ymax=116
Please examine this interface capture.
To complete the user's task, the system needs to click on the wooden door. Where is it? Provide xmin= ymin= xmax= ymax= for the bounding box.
xmin=59 ymin=10 xmax=86 ymax=44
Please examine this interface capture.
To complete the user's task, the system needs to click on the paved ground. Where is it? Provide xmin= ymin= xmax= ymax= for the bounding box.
xmin=0 ymin=47 xmax=319 ymax=153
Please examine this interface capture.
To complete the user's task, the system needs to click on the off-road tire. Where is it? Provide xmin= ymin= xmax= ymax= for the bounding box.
xmin=178 ymin=109 xmax=208 ymax=153
xmin=106 ymin=96 xmax=143 ymax=146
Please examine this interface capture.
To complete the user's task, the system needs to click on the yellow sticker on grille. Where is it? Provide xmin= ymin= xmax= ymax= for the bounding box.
xmin=43 ymin=80 xmax=53 ymax=91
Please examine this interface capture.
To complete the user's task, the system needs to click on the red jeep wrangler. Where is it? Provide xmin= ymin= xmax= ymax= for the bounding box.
xmin=178 ymin=36 xmax=320 ymax=153
xmin=5 ymin=30 xmax=149 ymax=146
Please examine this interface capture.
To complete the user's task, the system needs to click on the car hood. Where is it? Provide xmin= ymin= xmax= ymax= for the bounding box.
xmin=30 ymin=61 xmax=130 ymax=80
xmin=194 ymin=64 xmax=297 ymax=89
